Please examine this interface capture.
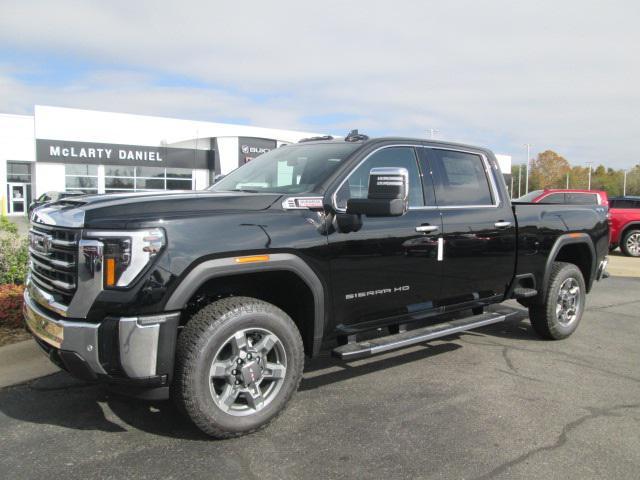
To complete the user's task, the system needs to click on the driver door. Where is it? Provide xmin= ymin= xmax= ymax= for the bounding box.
xmin=328 ymin=145 xmax=443 ymax=333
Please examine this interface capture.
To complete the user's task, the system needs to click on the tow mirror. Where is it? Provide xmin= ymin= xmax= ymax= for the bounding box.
xmin=346 ymin=167 xmax=409 ymax=217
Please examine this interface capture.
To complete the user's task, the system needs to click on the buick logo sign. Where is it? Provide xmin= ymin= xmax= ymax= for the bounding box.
xmin=241 ymin=145 xmax=271 ymax=155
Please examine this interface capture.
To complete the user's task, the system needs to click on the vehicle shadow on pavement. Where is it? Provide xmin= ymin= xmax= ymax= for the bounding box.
xmin=301 ymin=309 xmax=534 ymax=392
xmin=0 ymin=373 xmax=209 ymax=440
xmin=0 ymin=311 xmax=533 ymax=440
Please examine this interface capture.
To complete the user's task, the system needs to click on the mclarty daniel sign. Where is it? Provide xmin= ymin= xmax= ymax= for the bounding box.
xmin=36 ymin=139 xmax=209 ymax=169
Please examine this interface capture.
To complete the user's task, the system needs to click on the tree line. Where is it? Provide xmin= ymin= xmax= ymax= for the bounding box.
xmin=511 ymin=150 xmax=640 ymax=198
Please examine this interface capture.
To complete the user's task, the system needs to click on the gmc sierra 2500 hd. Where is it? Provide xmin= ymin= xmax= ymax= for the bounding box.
xmin=25 ymin=131 xmax=609 ymax=438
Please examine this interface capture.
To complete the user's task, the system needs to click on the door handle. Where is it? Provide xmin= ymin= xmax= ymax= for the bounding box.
xmin=416 ymin=225 xmax=439 ymax=233
xmin=494 ymin=221 xmax=512 ymax=229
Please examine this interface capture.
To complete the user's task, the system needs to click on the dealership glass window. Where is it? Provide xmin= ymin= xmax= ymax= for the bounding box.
xmin=7 ymin=162 xmax=32 ymax=183
xmin=65 ymin=164 xmax=99 ymax=193
xmin=104 ymin=166 xmax=193 ymax=192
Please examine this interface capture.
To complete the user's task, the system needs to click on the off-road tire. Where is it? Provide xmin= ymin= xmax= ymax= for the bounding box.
xmin=528 ymin=261 xmax=586 ymax=340
xmin=173 ymin=296 xmax=304 ymax=438
xmin=620 ymin=229 xmax=640 ymax=257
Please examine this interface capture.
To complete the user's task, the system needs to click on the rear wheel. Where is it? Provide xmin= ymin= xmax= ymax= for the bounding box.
xmin=528 ymin=262 xmax=586 ymax=340
xmin=174 ymin=297 xmax=304 ymax=438
xmin=621 ymin=230 xmax=640 ymax=257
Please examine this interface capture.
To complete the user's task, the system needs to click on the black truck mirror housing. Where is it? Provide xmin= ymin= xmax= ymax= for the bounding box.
xmin=346 ymin=167 xmax=409 ymax=217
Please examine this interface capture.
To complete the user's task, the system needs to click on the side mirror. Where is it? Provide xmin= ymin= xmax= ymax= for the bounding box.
xmin=346 ymin=167 xmax=409 ymax=217
xmin=213 ymin=174 xmax=226 ymax=184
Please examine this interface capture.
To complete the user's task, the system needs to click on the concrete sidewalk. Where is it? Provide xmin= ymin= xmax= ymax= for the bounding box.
xmin=0 ymin=340 xmax=59 ymax=388
xmin=608 ymin=252 xmax=640 ymax=277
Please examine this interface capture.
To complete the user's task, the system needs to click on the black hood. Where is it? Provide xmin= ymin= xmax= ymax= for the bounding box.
xmin=32 ymin=191 xmax=283 ymax=229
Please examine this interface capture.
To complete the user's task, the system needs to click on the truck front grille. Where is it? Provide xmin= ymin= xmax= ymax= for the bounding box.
xmin=29 ymin=224 xmax=80 ymax=305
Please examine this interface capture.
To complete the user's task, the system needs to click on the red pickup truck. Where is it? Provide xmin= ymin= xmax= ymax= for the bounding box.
xmin=516 ymin=189 xmax=609 ymax=206
xmin=609 ymin=197 xmax=640 ymax=257
xmin=518 ymin=189 xmax=640 ymax=257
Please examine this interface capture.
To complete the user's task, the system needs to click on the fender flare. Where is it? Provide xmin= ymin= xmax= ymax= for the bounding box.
xmin=541 ymin=233 xmax=596 ymax=301
xmin=165 ymin=253 xmax=326 ymax=356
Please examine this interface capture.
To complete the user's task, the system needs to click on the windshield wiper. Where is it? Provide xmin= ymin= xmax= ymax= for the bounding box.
xmin=229 ymin=188 xmax=261 ymax=193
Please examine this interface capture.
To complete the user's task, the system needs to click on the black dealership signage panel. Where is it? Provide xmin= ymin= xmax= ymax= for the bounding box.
xmin=36 ymin=139 xmax=209 ymax=169
xmin=238 ymin=137 xmax=277 ymax=167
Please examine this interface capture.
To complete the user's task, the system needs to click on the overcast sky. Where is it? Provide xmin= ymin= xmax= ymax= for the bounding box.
xmin=1 ymin=0 xmax=639 ymax=168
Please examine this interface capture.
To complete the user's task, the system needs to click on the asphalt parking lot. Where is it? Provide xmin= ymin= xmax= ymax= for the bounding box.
xmin=1 ymin=274 xmax=639 ymax=479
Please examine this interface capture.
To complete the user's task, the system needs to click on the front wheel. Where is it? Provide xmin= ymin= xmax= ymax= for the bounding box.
xmin=621 ymin=230 xmax=640 ymax=257
xmin=528 ymin=262 xmax=586 ymax=340
xmin=174 ymin=297 xmax=304 ymax=438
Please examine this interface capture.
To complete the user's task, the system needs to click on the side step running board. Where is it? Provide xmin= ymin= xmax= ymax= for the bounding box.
xmin=513 ymin=287 xmax=538 ymax=299
xmin=332 ymin=311 xmax=511 ymax=360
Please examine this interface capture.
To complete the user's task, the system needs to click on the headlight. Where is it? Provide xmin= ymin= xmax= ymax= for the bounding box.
xmin=85 ymin=229 xmax=165 ymax=288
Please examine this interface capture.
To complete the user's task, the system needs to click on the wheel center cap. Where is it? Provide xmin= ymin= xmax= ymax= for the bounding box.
xmin=240 ymin=361 xmax=262 ymax=385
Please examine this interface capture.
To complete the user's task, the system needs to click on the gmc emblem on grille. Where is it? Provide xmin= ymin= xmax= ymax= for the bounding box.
xmin=29 ymin=232 xmax=53 ymax=255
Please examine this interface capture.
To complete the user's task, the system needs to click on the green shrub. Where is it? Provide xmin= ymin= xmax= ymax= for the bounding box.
xmin=0 ymin=218 xmax=29 ymax=285
xmin=0 ymin=284 xmax=24 ymax=329
xmin=0 ymin=216 xmax=18 ymax=235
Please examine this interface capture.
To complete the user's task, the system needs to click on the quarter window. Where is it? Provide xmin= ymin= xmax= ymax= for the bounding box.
xmin=430 ymin=150 xmax=494 ymax=206
xmin=335 ymin=146 xmax=425 ymax=210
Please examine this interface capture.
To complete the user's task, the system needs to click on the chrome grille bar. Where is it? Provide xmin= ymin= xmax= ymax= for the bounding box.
xmin=28 ymin=223 xmax=80 ymax=304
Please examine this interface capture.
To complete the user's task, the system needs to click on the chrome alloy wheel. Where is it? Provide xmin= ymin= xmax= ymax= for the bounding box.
xmin=556 ymin=278 xmax=581 ymax=326
xmin=209 ymin=328 xmax=287 ymax=416
xmin=626 ymin=233 xmax=640 ymax=256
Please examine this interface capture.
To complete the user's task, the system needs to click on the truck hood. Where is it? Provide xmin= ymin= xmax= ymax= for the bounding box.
xmin=31 ymin=190 xmax=283 ymax=229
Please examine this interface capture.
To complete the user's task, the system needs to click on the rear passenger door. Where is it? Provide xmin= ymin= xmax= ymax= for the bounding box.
xmin=425 ymin=147 xmax=516 ymax=307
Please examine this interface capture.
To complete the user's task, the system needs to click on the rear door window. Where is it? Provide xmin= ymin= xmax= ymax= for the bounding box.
xmin=611 ymin=199 xmax=640 ymax=209
xmin=429 ymin=149 xmax=494 ymax=206
xmin=539 ymin=193 xmax=566 ymax=204
xmin=566 ymin=193 xmax=598 ymax=204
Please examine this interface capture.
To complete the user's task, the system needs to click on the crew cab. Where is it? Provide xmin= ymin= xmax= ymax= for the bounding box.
xmin=609 ymin=196 xmax=640 ymax=256
xmin=24 ymin=133 xmax=609 ymax=438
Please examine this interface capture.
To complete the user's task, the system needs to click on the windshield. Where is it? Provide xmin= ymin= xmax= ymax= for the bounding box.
xmin=514 ymin=190 xmax=544 ymax=202
xmin=209 ymin=143 xmax=360 ymax=194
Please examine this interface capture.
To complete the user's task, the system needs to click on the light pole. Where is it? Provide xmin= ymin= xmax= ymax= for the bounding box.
xmin=623 ymin=169 xmax=628 ymax=196
xmin=566 ymin=172 xmax=570 ymax=189
xmin=518 ymin=164 xmax=522 ymax=198
xmin=586 ymin=162 xmax=592 ymax=190
xmin=524 ymin=144 xmax=532 ymax=194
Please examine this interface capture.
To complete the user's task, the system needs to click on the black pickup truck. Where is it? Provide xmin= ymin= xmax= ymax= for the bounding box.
xmin=25 ymin=132 xmax=609 ymax=438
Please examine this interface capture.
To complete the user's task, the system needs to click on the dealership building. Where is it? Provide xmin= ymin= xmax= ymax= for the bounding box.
xmin=0 ymin=105 xmax=321 ymax=216
xmin=0 ymin=105 xmax=513 ymax=216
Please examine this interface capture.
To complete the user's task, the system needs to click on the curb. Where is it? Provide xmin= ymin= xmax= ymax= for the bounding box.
xmin=0 ymin=339 xmax=59 ymax=389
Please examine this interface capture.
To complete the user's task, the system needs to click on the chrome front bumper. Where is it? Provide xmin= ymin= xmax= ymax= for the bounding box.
xmin=24 ymin=288 xmax=179 ymax=380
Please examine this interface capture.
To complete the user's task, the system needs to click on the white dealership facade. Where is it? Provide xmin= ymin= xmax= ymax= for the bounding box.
xmin=0 ymin=105 xmax=513 ymax=216
xmin=0 ymin=105 xmax=320 ymax=215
